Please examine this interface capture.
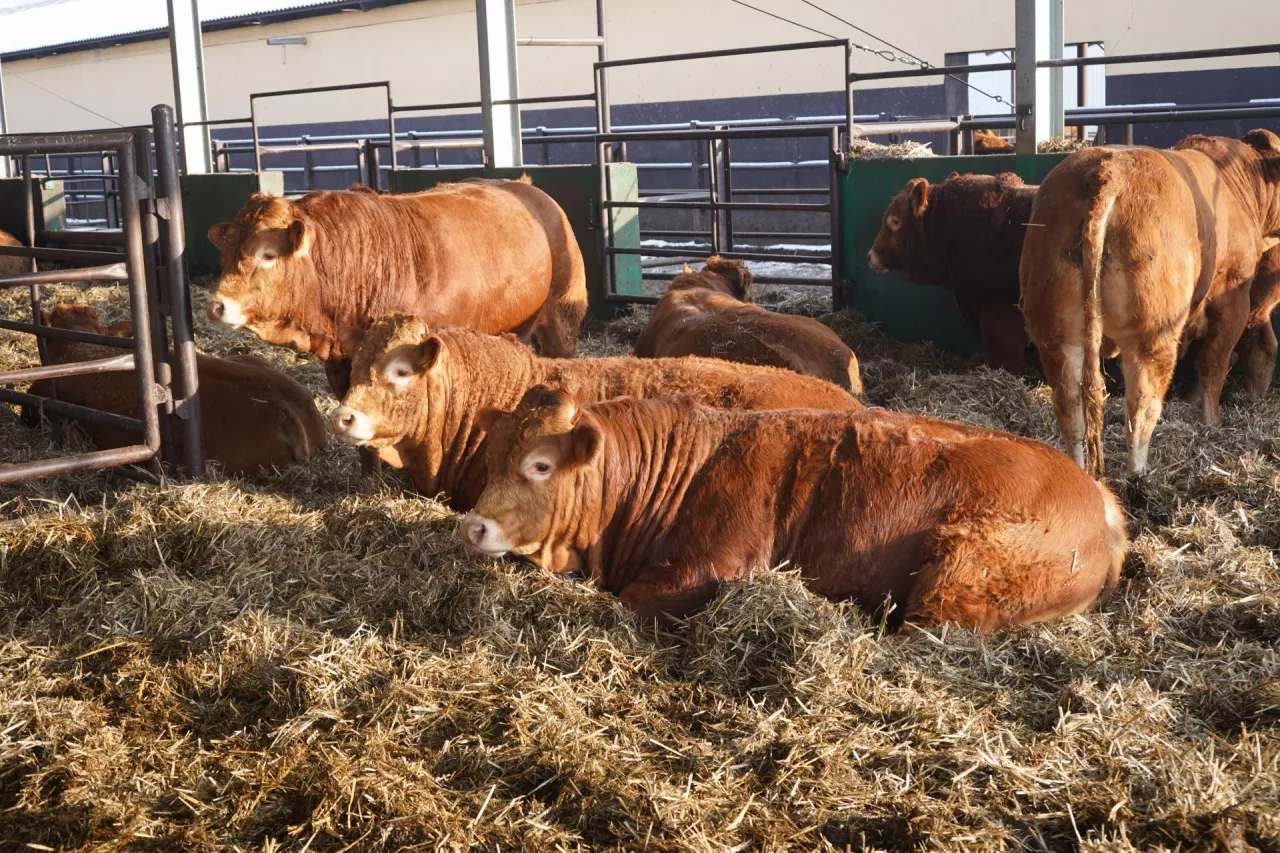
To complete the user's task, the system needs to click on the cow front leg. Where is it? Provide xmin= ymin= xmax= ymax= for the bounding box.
xmin=617 ymin=575 xmax=722 ymax=628
xmin=1193 ymin=291 xmax=1250 ymax=425
xmin=1236 ymin=320 xmax=1277 ymax=397
xmin=1120 ymin=338 xmax=1179 ymax=476
xmin=977 ymin=304 xmax=1030 ymax=374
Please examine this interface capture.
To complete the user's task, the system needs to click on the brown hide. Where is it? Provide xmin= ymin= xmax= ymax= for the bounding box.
xmin=461 ymin=388 xmax=1126 ymax=631
xmin=328 ymin=315 xmax=863 ymax=511
xmin=1237 ymin=246 xmax=1280 ymax=395
xmin=973 ymin=129 xmax=1015 ymax=154
xmin=24 ymin=304 xmax=326 ymax=476
xmin=205 ymin=178 xmax=588 ymax=396
xmin=1021 ymin=135 xmax=1280 ymax=476
xmin=0 ymin=229 xmax=28 ymax=278
xmin=633 ymin=257 xmax=862 ymax=393
xmin=869 ymin=173 xmax=1037 ymax=373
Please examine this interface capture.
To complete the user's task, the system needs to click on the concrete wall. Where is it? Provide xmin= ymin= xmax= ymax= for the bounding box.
xmin=2 ymin=0 xmax=1278 ymax=133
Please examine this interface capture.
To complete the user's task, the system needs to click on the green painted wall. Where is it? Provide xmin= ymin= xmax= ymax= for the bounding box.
xmin=181 ymin=172 xmax=286 ymax=278
xmin=0 ymin=177 xmax=65 ymax=239
xmin=841 ymin=153 xmax=1069 ymax=355
xmin=392 ymin=164 xmax=642 ymax=319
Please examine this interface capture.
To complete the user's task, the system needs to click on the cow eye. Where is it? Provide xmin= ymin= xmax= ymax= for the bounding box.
xmin=389 ymin=365 xmax=413 ymax=381
xmin=534 ymin=462 xmax=551 ymax=474
xmin=526 ymin=459 xmax=553 ymax=479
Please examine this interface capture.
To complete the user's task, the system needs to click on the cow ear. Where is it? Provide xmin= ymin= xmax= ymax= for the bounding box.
xmin=288 ymin=219 xmax=313 ymax=256
xmin=474 ymin=406 xmax=505 ymax=433
xmin=567 ymin=421 xmax=602 ymax=467
xmin=39 ymin=309 xmax=51 ymax=326
xmin=414 ymin=334 xmax=445 ymax=374
xmin=337 ymin=325 xmax=365 ymax=358
xmin=682 ymin=262 xmax=693 ymax=274
xmin=947 ymin=171 xmax=960 ymax=180
xmin=208 ymin=222 xmax=234 ymax=251
xmin=909 ymin=178 xmax=929 ymax=216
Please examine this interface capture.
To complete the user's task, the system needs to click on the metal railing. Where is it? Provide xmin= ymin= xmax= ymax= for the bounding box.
xmin=0 ymin=105 xmax=204 ymax=483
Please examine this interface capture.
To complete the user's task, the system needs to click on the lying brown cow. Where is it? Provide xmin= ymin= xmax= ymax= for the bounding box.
xmin=0 ymin=228 xmax=27 ymax=278
xmin=459 ymin=387 xmax=1126 ymax=630
xmin=633 ymin=256 xmax=862 ymax=393
xmin=1021 ymin=134 xmax=1280 ymax=477
xmin=205 ymin=178 xmax=587 ymax=436
xmin=973 ymin=129 xmax=1014 ymax=155
xmin=23 ymin=304 xmax=326 ymax=476
xmin=327 ymin=315 xmax=862 ymax=511
xmin=869 ymin=172 xmax=1037 ymax=372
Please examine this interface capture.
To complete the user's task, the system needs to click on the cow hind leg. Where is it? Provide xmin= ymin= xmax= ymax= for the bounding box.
xmin=1038 ymin=343 xmax=1087 ymax=469
xmin=1120 ymin=337 xmax=1179 ymax=476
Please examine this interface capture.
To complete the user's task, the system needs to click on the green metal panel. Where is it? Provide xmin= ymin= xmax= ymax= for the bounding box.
xmin=0 ymin=177 xmax=66 ymax=239
xmin=180 ymin=171 xmax=286 ymax=278
xmin=391 ymin=164 xmax=642 ymax=319
xmin=841 ymin=153 xmax=1069 ymax=355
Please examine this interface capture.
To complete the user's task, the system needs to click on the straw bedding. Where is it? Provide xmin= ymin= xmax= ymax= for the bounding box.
xmin=1 ymin=279 xmax=1277 ymax=852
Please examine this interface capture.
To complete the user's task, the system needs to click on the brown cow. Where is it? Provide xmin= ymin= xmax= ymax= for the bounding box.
xmin=458 ymin=387 xmax=1126 ymax=631
xmin=205 ymin=178 xmax=587 ymax=407
xmin=1237 ymin=246 xmax=1280 ymax=396
xmin=869 ymin=172 xmax=1038 ymax=372
xmin=23 ymin=304 xmax=326 ymax=476
xmin=1021 ymin=135 xmax=1280 ymax=477
xmin=327 ymin=315 xmax=862 ymax=511
xmin=633 ymin=256 xmax=862 ymax=393
xmin=0 ymin=228 xmax=28 ymax=278
xmin=973 ymin=129 xmax=1015 ymax=155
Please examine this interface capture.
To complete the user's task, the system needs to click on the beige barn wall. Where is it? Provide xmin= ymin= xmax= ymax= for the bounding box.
xmin=2 ymin=0 xmax=1278 ymax=132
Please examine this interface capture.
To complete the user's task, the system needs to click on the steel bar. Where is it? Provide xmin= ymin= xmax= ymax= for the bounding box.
xmin=37 ymin=229 xmax=125 ymax=246
xmin=153 ymin=103 xmax=204 ymax=477
xmin=1037 ymin=42 xmax=1280 ymax=68
xmin=638 ymin=273 xmax=827 ymax=286
xmin=596 ymin=38 xmax=846 ymax=69
xmin=0 ymin=318 xmax=135 ymax=348
xmin=0 ymin=244 xmax=130 ymax=265
xmin=167 ymin=0 xmax=211 ymax=173
xmin=0 ymin=388 xmax=143 ymax=434
xmin=0 ymin=263 xmax=129 ymax=288
xmin=0 ymin=354 xmax=134 ymax=384
xmin=258 ymin=142 xmax=362 ymax=155
xmin=614 ymin=246 xmax=833 ymax=264
xmin=0 ymin=132 xmax=135 ymax=155
xmin=493 ymin=92 xmax=594 ymax=106
xmin=604 ymin=199 xmax=828 ymax=212
xmin=850 ymin=61 xmax=1015 ymax=83
xmin=851 ymin=120 xmax=960 ymax=136
xmin=828 ymin=126 xmax=845 ymax=311
xmin=116 ymin=139 xmax=163 ymax=455
xmin=0 ymin=445 xmax=156 ymax=485
xmin=133 ymin=126 xmax=177 ymax=469
xmin=960 ymin=104 xmax=1280 ymax=129
xmin=517 ymin=37 xmax=604 ymax=47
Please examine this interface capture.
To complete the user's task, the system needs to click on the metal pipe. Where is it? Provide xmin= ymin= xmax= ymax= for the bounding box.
xmin=850 ymin=61 xmax=1015 ymax=83
xmin=153 ymin=103 xmax=204 ymax=478
xmin=0 ymin=354 xmax=135 ymax=384
xmin=0 ymin=263 xmax=129 ymax=288
xmin=605 ymin=199 xmax=828 ymax=212
xmin=828 ymin=126 xmax=845 ymax=311
xmin=517 ymin=37 xmax=604 ymax=47
xmin=0 ymin=245 xmax=128 ymax=265
xmin=1037 ymin=42 xmax=1280 ymax=68
xmin=37 ymin=229 xmax=126 ymax=247
xmin=117 ymin=139 xmax=163 ymax=455
xmin=596 ymin=38 xmax=846 ymax=69
xmin=0 ymin=445 xmax=156 ymax=485
xmin=0 ymin=318 xmax=135 ymax=349
xmin=614 ymin=246 xmax=833 ymax=264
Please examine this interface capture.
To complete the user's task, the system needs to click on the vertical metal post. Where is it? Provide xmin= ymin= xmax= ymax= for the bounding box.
xmin=844 ymin=42 xmax=854 ymax=151
xmin=117 ymin=142 xmax=163 ymax=456
xmin=1014 ymin=0 xmax=1055 ymax=154
xmin=167 ymin=0 xmax=211 ymax=174
xmin=133 ymin=128 xmax=178 ymax=469
xmin=595 ymin=0 xmax=611 ymax=134
xmin=1047 ymin=0 xmax=1064 ymax=139
xmin=828 ymin=127 xmax=845 ymax=312
xmin=0 ymin=58 xmax=8 ymax=179
xmin=706 ymin=138 xmax=721 ymax=257
xmin=476 ymin=0 xmax=523 ymax=168
xmin=302 ymin=136 xmax=315 ymax=190
xmin=153 ymin=103 xmax=204 ymax=478
xmin=386 ymin=86 xmax=398 ymax=174
xmin=251 ymin=99 xmax=262 ymax=173
xmin=1124 ymin=123 xmax=1134 ymax=145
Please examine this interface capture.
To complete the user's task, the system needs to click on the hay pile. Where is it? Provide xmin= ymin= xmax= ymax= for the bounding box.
xmin=1 ymin=281 xmax=1279 ymax=851
xmin=847 ymin=138 xmax=936 ymax=160
xmin=1039 ymin=137 xmax=1093 ymax=154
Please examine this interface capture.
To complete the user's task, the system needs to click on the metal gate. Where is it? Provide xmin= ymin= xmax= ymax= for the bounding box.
xmin=0 ymin=105 xmax=204 ymax=483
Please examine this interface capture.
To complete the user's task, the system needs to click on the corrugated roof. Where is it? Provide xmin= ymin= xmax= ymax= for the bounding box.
xmin=0 ymin=0 xmax=389 ymax=58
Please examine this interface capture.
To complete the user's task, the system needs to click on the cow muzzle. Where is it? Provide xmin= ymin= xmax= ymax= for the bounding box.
xmin=207 ymin=295 xmax=248 ymax=327
xmin=328 ymin=406 xmax=376 ymax=444
xmin=867 ymin=249 xmax=886 ymax=271
xmin=458 ymin=513 xmax=512 ymax=557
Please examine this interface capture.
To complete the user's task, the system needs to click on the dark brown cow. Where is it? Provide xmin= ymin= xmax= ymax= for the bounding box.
xmin=23 ymin=304 xmax=326 ymax=476
xmin=1021 ymin=135 xmax=1280 ymax=476
xmin=205 ymin=178 xmax=587 ymax=403
xmin=459 ymin=387 xmax=1126 ymax=631
xmin=633 ymin=256 xmax=862 ymax=393
xmin=869 ymin=172 xmax=1037 ymax=372
xmin=1237 ymin=246 xmax=1280 ymax=395
xmin=327 ymin=315 xmax=862 ymax=511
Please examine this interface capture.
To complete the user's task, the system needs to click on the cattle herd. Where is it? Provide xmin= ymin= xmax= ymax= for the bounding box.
xmin=11 ymin=128 xmax=1280 ymax=632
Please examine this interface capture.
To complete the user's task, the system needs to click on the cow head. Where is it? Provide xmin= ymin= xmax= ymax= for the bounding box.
xmin=1244 ymin=130 xmax=1280 ymax=241
xmin=458 ymin=385 xmax=601 ymax=573
xmin=869 ymin=177 xmax=933 ymax=274
xmin=206 ymin=193 xmax=322 ymax=353
xmin=327 ymin=314 xmax=440 ymax=449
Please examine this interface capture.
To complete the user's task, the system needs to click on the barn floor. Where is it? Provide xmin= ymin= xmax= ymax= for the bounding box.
xmin=0 ymin=278 xmax=1278 ymax=852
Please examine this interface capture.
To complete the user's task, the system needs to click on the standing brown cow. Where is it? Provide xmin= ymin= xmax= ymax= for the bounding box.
xmin=459 ymin=387 xmax=1126 ymax=631
xmin=205 ymin=178 xmax=587 ymax=399
xmin=1021 ymin=136 xmax=1280 ymax=477
xmin=633 ymin=256 xmax=862 ymax=393
xmin=23 ymin=304 xmax=326 ymax=475
xmin=326 ymin=315 xmax=862 ymax=511
xmin=869 ymin=172 xmax=1037 ymax=372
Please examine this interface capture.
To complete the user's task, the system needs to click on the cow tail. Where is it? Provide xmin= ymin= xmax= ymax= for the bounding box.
xmin=1080 ymin=165 xmax=1117 ymax=479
